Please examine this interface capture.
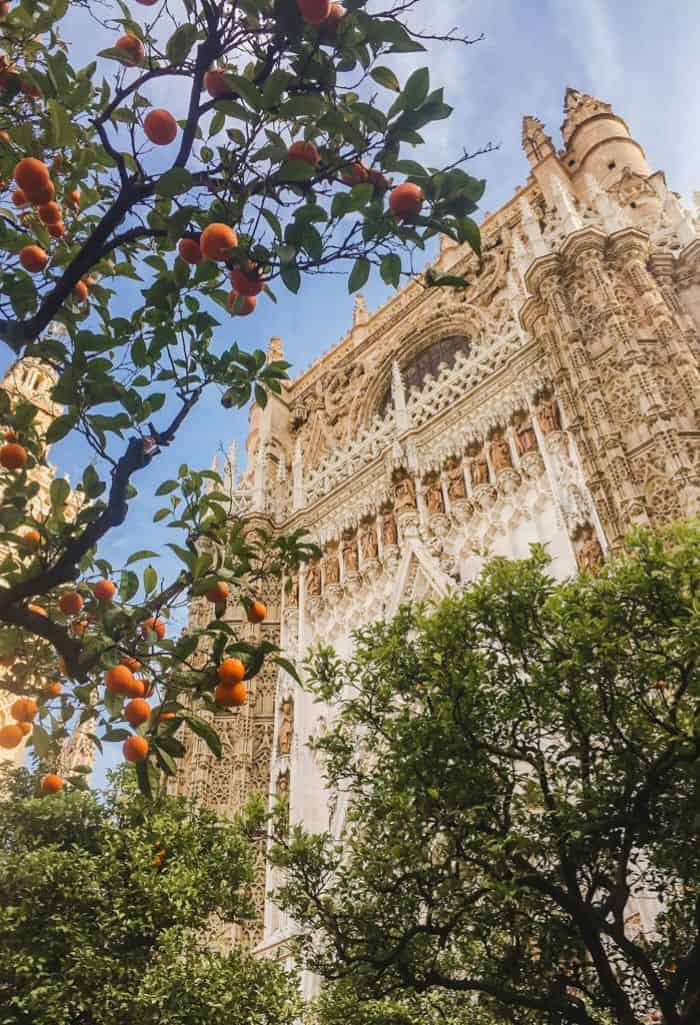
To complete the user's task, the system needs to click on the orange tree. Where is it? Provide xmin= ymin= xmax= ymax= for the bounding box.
xmin=0 ymin=0 xmax=486 ymax=791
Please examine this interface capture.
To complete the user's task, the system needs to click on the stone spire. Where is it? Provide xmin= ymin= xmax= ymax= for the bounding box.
xmin=391 ymin=359 xmax=409 ymax=433
xmin=561 ymin=88 xmax=612 ymax=144
xmin=292 ymin=437 xmax=304 ymax=510
xmin=519 ymin=196 xmax=548 ymax=259
xmin=223 ymin=440 xmax=237 ymax=494
xmin=522 ymin=115 xmax=555 ymax=168
xmin=267 ymin=336 xmax=284 ymax=363
xmin=550 ymin=175 xmax=584 ymax=234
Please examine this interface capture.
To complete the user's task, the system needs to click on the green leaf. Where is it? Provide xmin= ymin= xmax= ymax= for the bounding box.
xmin=155 ymin=167 xmax=192 ymax=198
xmin=278 ymin=159 xmax=317 ymax=182
xmin=126 ymin=550 xmax=160 ymax=565
xmin=165 ymin=24 xmax=197 ymax=65
xmin=46 ymin=414 xmax=77 ymax=444
xmin=32 ymin=724 xmax=51 ymax=758
xmin=186 ymin=715 xmax=222 ymax=759
xmin=457 ymin=216 xmax=481 ymax=256
xmin=370 ymin=66 xmax=400 ymax=92
xmin=143 ymin=564 xmax=158 ymax=595
xmin=50 ymin=478 xmax=70 ymax=510
xmin=348 ymin=257 xmax=370 ymax=294
xmin=155 ymin=480 xmax=178 ymax=496
xmin=380 ymin=253 xmax=402 ymax=288
xmin=119 ymin=569 xmax=139 ymax=602
xmin=403 ymin=67 xmax=430 ymax=109
xmin=280 ymin=263 xmax=301 ymax=294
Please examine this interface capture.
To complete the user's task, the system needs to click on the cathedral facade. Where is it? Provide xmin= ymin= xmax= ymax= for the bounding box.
xmin=172 ymin=88 xmax=700 ymax=959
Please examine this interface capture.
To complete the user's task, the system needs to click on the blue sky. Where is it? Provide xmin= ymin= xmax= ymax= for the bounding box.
xmin=3 ymin=0 xmax=699 ymax=782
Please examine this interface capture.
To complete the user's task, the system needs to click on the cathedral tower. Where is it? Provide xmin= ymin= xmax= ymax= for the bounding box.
xmin=173 ymin=87 xmax=700 ymax=956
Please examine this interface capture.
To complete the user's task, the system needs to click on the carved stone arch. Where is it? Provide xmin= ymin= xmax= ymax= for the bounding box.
xmin=357 ymin=308 xmax=488 ymax=426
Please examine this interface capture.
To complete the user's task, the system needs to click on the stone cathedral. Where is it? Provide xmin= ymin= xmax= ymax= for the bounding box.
xmin=172 ymin=88 xmax=700 ymax=962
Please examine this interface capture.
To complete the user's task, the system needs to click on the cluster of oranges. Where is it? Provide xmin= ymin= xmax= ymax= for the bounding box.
xmin=11 ymin=157 xmax=81 ymax=264
xmin=298 ymin=0 xmax=345 ymax=39
xmin=0 ymin=695 xmax=36 ymax=750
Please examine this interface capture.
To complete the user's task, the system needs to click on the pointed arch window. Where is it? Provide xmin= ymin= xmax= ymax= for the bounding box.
xmin=378 ymin=334 xmax=470 ymax=417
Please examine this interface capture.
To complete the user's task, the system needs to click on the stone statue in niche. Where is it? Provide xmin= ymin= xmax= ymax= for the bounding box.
xmin=274 ymin=770 xmax=290 ymax=834
xmin=575 ymin=526 xmax=604 ymax=572
xmin=278 ymin=696 xmax=294 ymax=756
xmin=424 ymin=476 xmax=445 ymax=515
xmin=343 ymin=536 xmax=359 ymax=574
xmin=538 ymin=398 xmax=561 ymax=434
xmin=324 ymin=549 xmax=340 ymax=586
xmin=286 ymin=574 xmax=299 ymax=607
xmin=394 ymin=473 xmax=417 ymax=512
xmin=470 ymin=449 xmax=490 ymax=486
xmin=490 ymin=432 xmax=513 ymax=472
xmin=382 ymin=510 xmax=398 ymax=546
xmin=307 ymin=560 xmax=322 ymax=597
xmin=445 ymin=457 xmax=467 ymax=500
xmin=360 ymin=522 xmax=378 ymax=561
xmin=514 ymin=413 xmax=539 ymax=455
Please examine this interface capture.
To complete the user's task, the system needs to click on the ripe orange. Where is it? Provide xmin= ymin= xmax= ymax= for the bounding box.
xmin=116 ymin=33 xmax=144 ymax=66
xmin=41 ymin=773 xmax=63 ymax=794
xmin=38 ymin=200 xmax=61 ymax=225
xmin=0 ymin=4 xmax=9 ymax=18
xmin=20 ymin=79 xmax=41 ymax=99
xmin=93 ymin=578 xmax=116 ymax=601
xmin=0 ymin=724 xmax=23 ymax=749
xmin=11 ymin=697 xmax=37 ymax=722
xmin=73 ymin=280 xmax=88 ymax=302
xmin=27 ymin=603 xmax=47 ymax=617
xmin=23 ymin=528 xmax=41 ymax=548
xmin=11 ymin=188 xmax=27 ymax=207
xmin=18 ymin=721 xmax=31 ymax=736
xmin=320 ymin=2 xmax=345 ymax=42
xmin=297 ymin=0 xmax=331 ymax=24
xmin=215 ymin=681 xmax=247 ymax=707
xmin=342 ymin=161 xmax=368 ymax=186
xmin=125 ymin=697 xmax=151 ymax=726
xmin=368 ymin=168 xmax=390 ymax=193
xmin=218 ymin=657 xmax=245 ymax=684
xmin=65 ymin=188 xmax=80 ymax=210
xmin=123 ymin=734 xmax=149 ymax=762
xmin=126 ymin=677 xmax=146 ymax=699
xmin=200 ymin=222 xmax=238 ymax=262
xmin=205 ymin=580 xmax=230 ymax=603
xmin=4 ymin=429 xmax=18 ymax=442
xmin=230 ymin=263 xmax=263 ymax=297
xmin=58 ymin=591 xmax=83 ymax=616
xmin=389 ymin=182 xmax=424 ymax=219
xmin=45 ymin=681 xmax=62 ymax=696
xmin=227 ymin=291 xmax=256 ymax=316
xmin=121 ymin=655 xmax=141 ymax=672
xmin=14 ymin=157 xmax=50 ymax=194
xmin=142 ymin=616 xmax=165 ymax=640
xmin=144 ymin=109 xmax=177 ymax=146
xmin=204 ymin=69 xmax=231 ymax=99
xmin=159 ymin=711 xmax=176 ymax=721
xmin=105 ymin=664 xmax=136 ymax=696
xmin=288 ymin=140 xmax=320 ymax=167
xmin=47 ymin=221 xmax=65 ymax=239
xmin=25 ymin=180 xmax=55 ymax=205
xmin=0 ymin=442 xmax=27 ymax=469
xmin=0 ymin=129 xmax=8 ymax=141
xmin=19 ymin=245 xmax=48 ymax=273
xmin=178 ymin=237 xmax=202 ymax=264
xmin=247 ymin=599 xmax=267 ymax=624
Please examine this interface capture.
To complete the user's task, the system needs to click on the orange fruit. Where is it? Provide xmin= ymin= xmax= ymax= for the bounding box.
xmin=41 ymin=773 xmax=63 ymax=794
xmin=0 ymin=724 xmax=23 ymax=749
xmin=125 ymin=697 xmax=150 ymax=726
xmin=341 ymin=161 xmax=368 ymax=186
xmin=288 ymin=140 xmax=320 ymax=167
xmin=65 ymin=188 xmax=80 ymax=210
xmin=45 ymin=681 xmax=62 ymax=696
xmin=58 ymin=591 xmax=83 ymax=616
xmin=0 ymin=654 xmax=15 ymax=666
xmin=204 ymin=69 xmax=231 ymax=99
xmin=14 ymin=157 xmax=50 ymax=194
xmin=215 ymin=681 xmax=247 ymax=707
xmin=0 ymin=129 xmax=8 ymax=141
xmin=18 ymin=721 xmax=31 ymax=736
xmin=227 ymin=291 xmax=256 ymax=316
xmin=144 ymin=109 xmax=177 ymax=146
xmin=38 ymin=200 xmax=61 ymax=224
xmin=205 ymin=581 xmax=230 ymax=603
xmin=159 ymin=711 xmax=176 ymax=721
xmin=319 ymin=2 xmax=344 ymax=42
xmin=116 ymin=33 xmax=144 ymax=66
xmin=126 ymin=677 xmax=146 ymax=699
xmin=123 ymin=734 xmax=149 ymax=762
xmin=23 ymin=528 xmax=41 ymax=547
xmin=297 ymin=0 xmax=331 ymax=24
xmin=389 ymin=182 xmax=424 ymax=219
xmin=11 ymin=188 xmax=28 ymax=207
xmin=368 ymin=168 xmax=390 ymax=193
xmin=200 ymin=222 xmax=238 ymax=262
xmin=121 ymin=655 xmax=141 ymax=672
xmin=247 ymin=599 xmax=267 ymax=624
xmin=26 ymin=180 xmax=55 ymax=205
xmin=47 ymin=221 xmax=65 ymax=238
xmin=218 ymin=657 xmax=245 ymax=684
xmin=0 ymin=442 xmax=27 ymax=469
xmin=142 ymin=616 xmax=165 ymax=640
xmin=20 ymin=79 xmax=41 ymax=99
xmin=0 ymin=4 xmax=9 ymax=18
xmin=177 ymin=237 xmax=202 ymax=264
xmin=105 ymin=664 xmax=136 ymax=696
xmin=229 ymin=262 xmax=263 ymax=296
xmin=11 ymin=697 xmax=37 ymax=722
xmin=27 ymin=603 xmax=47 ymax=617
xmin=93 ymin=579 xmax=116 ymax=601
xmin=19 ymin=245 xmax=48 ymax=273
xmin=73 ymin=280 xmax=88 ymax=302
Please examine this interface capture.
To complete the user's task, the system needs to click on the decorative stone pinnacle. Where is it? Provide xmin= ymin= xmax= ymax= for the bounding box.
xmin=267 ymin=336 xmax=284 ymax=362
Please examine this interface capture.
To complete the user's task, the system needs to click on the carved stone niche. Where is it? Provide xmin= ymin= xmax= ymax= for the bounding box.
xmin=380 ymin=505 xmax=400 ymax=565
xmin=422 ymin=472 xmax=449 ymax=537
xmin=342 ymin=531 xmax=360 ymax=583
xmin=512 ymin=409 xmax=544 ymax=479
xmin=323 ymin=544 xmax=341 ymax=601
xmin=305 ymin=560 xmax=322 ymax=613
xmin=444 ymin=455 xmax=473 ymax=524
xmin=277 ymin=695 xmax=294 ymax=757
xmin=467 ymin=440 xmax=496 ymax=510
xmin=274 ymin=770 xmax=290 ymax=834
xmin=489 ymin=428 xmax=521 ymax=497
xmin=359 ymin=518 xmax=380 ymax=581
xmin=573 ymin=522 xmax=604 ymax=574
xmin=392 ymin=470 xmax=419 ymax=536
xmin=536 ymin=392 xmax=562 ymax=436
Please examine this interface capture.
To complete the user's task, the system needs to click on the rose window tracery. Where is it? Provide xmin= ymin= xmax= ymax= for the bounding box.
xmin=378 ymin=334 xmax=471 ymax=418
